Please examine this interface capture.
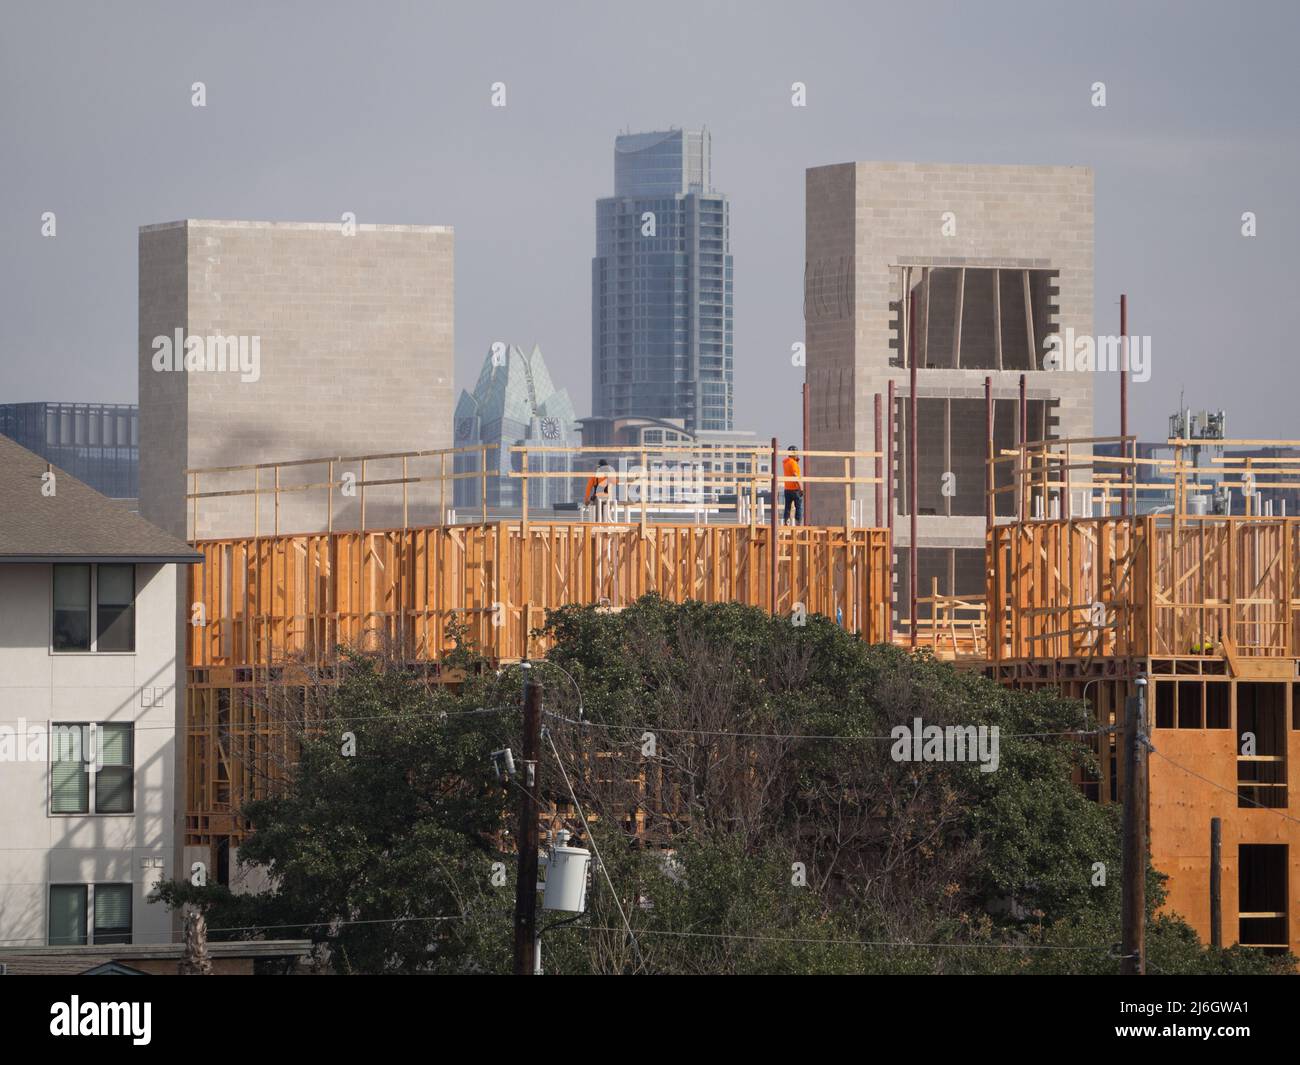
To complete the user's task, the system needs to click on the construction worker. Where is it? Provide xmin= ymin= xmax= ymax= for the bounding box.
xmin=584 ymin=458 xmax=617 ymax=522
xmin=782 ymin=445 xmax=803 ymax=526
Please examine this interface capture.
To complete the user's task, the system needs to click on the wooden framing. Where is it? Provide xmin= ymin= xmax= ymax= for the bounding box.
xmin=184 ymin=519 xmax=892 ymax=844
xmin=181 ymin=432 xmax=1300 ymax=957
xmin=187 ymin=521 xmax=892 ymax=671
xmin=987 ymin=515 xmax=1300 ymax=665
xmin=1002 ymin=663 xmax=1300 ymax=955
xmin=895 ymin=580 xmax=987 ymax=661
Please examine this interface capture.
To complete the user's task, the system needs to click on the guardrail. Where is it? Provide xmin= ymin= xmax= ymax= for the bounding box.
xmin=990 ymin=435 xmax=1300 ymax=521
xmin=185 ymin=441 xmax=885 ymax=539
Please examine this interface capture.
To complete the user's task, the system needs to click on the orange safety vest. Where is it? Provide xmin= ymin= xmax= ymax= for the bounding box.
xmin=585 ymin=470 xmax=613 ymax=502
xmin=782 ymin=455 xmax=801 ymax=492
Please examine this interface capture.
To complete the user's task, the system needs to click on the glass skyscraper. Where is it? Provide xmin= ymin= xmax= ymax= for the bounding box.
xmin=592 ymin=129 xmax=734 ymax=433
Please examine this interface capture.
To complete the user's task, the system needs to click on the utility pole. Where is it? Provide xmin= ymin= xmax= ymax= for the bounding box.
xmin=1121 ymin=675 xmax=1148 ymax=974
xmin=512 ymin=675 xmax=543 ymax=975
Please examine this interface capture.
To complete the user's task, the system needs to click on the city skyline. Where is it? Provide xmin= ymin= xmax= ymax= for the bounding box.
xmin=3 ymin=2 xmax=1296 ymax=447
xmin=2 ymin=0 xmax=1300 ymax=992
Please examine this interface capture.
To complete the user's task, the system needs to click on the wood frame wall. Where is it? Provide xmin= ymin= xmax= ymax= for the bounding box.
xmin=188 ymin=520 xmax=892 ymax=670
xmin=184 ymin=519 xmax=892 ymax=844
xmin=987 ymin=515 xmax=1300 ymax=665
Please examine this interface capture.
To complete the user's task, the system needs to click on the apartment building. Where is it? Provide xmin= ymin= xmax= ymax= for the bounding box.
xmin=0 ymin=435 xmax=199 ymax=950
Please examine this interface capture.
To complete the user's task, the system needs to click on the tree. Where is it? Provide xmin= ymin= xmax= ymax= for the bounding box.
xmin=155 ymin=597 xmax=1295 ymax=975
xmin=156 ymin=649 xmax=518 ymax=973
xmin=534 ymin=597 xmax=1294 ymax=975
xmin=178 ymin=907 xmax=212 ymax=975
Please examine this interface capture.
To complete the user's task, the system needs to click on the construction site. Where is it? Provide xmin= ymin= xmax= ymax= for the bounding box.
xmin=177 ymin=406 xmax=1300 ymax=960
xmin=126 ymin=167 xmax=1296 ymax=967
xmin=180 ymin=441 xmax=891 ymax=849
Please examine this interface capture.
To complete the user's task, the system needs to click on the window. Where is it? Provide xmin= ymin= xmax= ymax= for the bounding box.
xmin=96 ymin=564 xmax=135 ymax=651
xmin=51 ymin=726 xmax=90 ymax=813
xmin=53 ymin=564 xmax=135 ymax=653
xmin=1238 ymin=844 xmax=1287 ymax=953
xmin=93 ymin=883 xmax=132 ymax=944
xmin=1238 ymin=684 xmax=1287 ymax=808
xmin=96 ymin=724 xmax=134 ymax=813
xmin=52 ymin=565 xmax=90 ymax=651
xmin=50 ymin=723 xmax=134 ymax=814
xmin=49 ymin=885 xmax=87 ymax=945
xmin=47 ymin=884 xmax=132 ymax=946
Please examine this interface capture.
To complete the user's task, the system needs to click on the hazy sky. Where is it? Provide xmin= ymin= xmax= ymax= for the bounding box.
xmin=2 ymin=0 xmax=1297 ymax=445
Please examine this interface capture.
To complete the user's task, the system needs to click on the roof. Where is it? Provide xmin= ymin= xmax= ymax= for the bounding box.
xmin=455 ymin=344 xmax=578 ymax=444
xmin=140 ymin=219 xmax=452 ymax=235
xmin=0 ymin=435 xmax=200 ymax=563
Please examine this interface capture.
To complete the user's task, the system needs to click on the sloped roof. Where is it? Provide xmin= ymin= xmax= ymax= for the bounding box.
xmin=0 ymin=435 xmax=200 ymax=563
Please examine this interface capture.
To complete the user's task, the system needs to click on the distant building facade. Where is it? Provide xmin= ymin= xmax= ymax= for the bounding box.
xmin=805 ymin=161 xmax=1094 ymax=607
xmin=592 ymin=129 xmax=734 ymax=434
xmin=453 ymin=345 xmax=579 ymax=511
xmin=1094 ymin=439 xmax=1300 ymax=517
xmin=138 ymin=219 xmax=455 ymax=539
xmin=0 ymin=402 xmax=138 ymax=499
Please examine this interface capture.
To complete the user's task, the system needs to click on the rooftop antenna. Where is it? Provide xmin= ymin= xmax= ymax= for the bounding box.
xmin=1168 ymin=398 xmax=1227 ymax=503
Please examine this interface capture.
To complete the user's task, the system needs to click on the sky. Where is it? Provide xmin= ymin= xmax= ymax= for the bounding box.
xmin=2 ymin=0 xmax=1297 ymax=445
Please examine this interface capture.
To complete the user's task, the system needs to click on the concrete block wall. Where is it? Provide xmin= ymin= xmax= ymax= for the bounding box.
xmin=805 ymin=161 xmax=1095 ymax=596
xmin=138 ymin=221 xmax=455 ymax=540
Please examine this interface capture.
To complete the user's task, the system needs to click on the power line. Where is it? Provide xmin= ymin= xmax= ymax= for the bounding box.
xmin=555 ymin=924 xmax=1115 ymax=952
xmin=0 ymin=915 xmax=1116 ymax=958
xmin=1150 ymin=748 xmax=1300 ymax=827
xmin=543 ymin=709 xmax=1106 ymax=744
xmin=0 ymin=705 xmax=513 ymax=735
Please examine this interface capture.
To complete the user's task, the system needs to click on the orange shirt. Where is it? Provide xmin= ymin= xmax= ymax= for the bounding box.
xmin=782 ymin=455 xmax=801 ymax=491
xmin=585 ymin=470 xmax=614 ymax=501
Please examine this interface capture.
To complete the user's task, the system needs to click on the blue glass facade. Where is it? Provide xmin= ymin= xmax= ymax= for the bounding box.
xmin=593 ymin=130 xmax=734 ymax=433
xmin=0 ymin=402 xmax=138 ymax=499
